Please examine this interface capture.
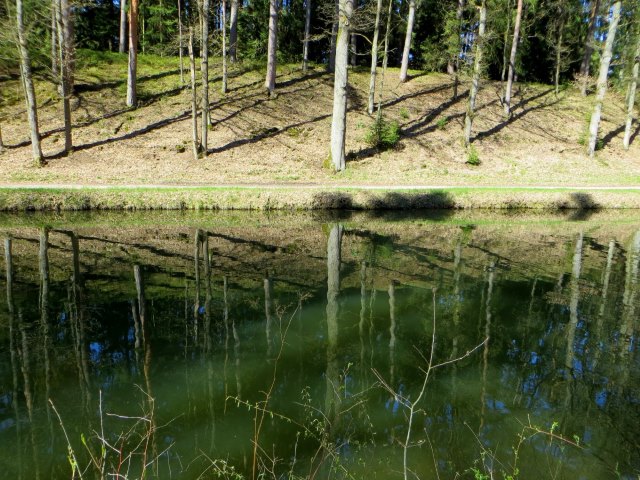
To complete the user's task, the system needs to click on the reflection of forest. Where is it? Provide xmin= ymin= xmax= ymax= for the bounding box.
xmin=0 ymin=217 xmax=639 ymax=479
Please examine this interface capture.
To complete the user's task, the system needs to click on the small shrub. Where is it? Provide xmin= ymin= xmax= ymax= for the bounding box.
xmin=176 ymin=144 xmax=186 ymax=153
xmin=399 ymin=107 xmax=410 ymax=119
xmin=436 ymin=117 xmax=448 ymax=130
xmin=365 ymin=116 xmax=401 ymax=151
xmin=466 ymin=146 xmax=480 ymax=166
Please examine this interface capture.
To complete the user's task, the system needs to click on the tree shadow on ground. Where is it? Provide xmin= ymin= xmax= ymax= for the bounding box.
xmin=473 ymin=88 xmax=556 ymax=142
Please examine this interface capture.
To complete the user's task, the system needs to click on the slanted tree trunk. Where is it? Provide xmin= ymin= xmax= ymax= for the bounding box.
xmin=329 ymin=0 xmax=353 ymax=171
xmin=229 ymin=0 xmax=239 ymax=62
xmin=580 ymin=0 xmax=601 ymax=96
xmin=127 ymin=0 xmax=139 ymax=107
xmin=303 ymin=0 xmax=312 ymax=72
xmin=16 ymin=0 xmax=44 ymax=165
xmin=265 ymin=0 xmax=278 ymax=94
xmin=188 ymin=27 xmax=200 ymax=160
xmin=504 ymin=0 xmax=523 ymax=117
xmin=222 ymin=0 xmax=227 ymax=94
xmin=178 ymin=0 xmax=184 ymax=83
xmin=55 ymin=0 xmax=72 ymax=154
xmin=367 ymin=0 xmax=382 ymax=114
xmin=587 ymin=0 xmax=622 ymax=158
xmin=119 ymin=0 xmax=127 ymax=53
xmin=398 ymin=0 xmax=416 ymax=83
xmin=200 ymin=0 xmax=209 ymax=156
xmin=500 ymin=0 xmax=511 ymax=83
xmin=463 ymin=0 xmax=487 ymax=146
xmin=623 ymin=31 xmax=640 ymax=150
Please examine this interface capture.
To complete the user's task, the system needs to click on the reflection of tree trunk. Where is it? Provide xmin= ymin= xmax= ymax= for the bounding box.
xmin=325 ymin=224 xmax=342 ymax=426
xmin=565 ymin=233 xmax=583 ymax=373
xmin=621 ymin=232 xmax=640 ymax=348
xmin=359 ymin=261 xmax=367 ymax=376
xmin=479 ymin=261 xmax=494 ymax=435
xmin=18 ymin=310 xmax=39 ymax=480
xmin=223 ymin=276 xmax=230 ymax=406
xmin=203 ymin=234 xmax=212 ymax=353
xmin=598 ymin=241 xmax=616 ymax=326
xmin=264 ymin=275 xmax=274 ymax=357
xmin=388 ymin=281 xmax=397 ymax=387
xmin=5 ymin=239 xmax=23 ymax=475
xmin=194 ymin=230 xmax=202 ymax=343
xmin=39 ymin=229 xmax=54 ymax=462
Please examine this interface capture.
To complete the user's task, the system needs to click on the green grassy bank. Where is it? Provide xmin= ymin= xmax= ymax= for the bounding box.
xmin=1 ymin=185 xmax=640 ymax=211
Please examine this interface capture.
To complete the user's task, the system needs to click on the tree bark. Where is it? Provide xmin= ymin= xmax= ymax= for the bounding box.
xmin=119 ymin=0 xmax=127 ymax=53
xmin=178 ymin=0 xmax=184 ymax=83
xmin=329 ymin=0 xmax=338 ymax=72
xmin=500 ymin=0 xmax=511 ymax=83
xmin=554 ymin=15 xmax=565 ymax=96
xmin=587 ymin=0 xmax=621 ymax=158
xmin=265 ymin=0 xmax=278 ymax=94
xmin=329 ymin=0 xmax=353 ymax=171
xmin=367 ymin=0 xmax=382 ymax=114
xmin=398 ymin=0 xmax=416 ymax=83
xmin=188 ymin=27 xmax=200 ymax=160
xmin=51 ymin=0 xmax=58 ymax=77
xmin=222 ymin=0 xmax=228 ymax=94
xmin=127 ymin=0 xmax=139 ymax=107
xmin=350 ymin=32 xmax=357 ymax=66
xmin=229 ymin=0 xmax=239 ymax=62
xmin=16 ymin=0 xmax=44 ymax=165
xmin=303 ymin=0 xmax=312 ymax=72
xmin=623 ymin=32 xmax=640 ymax=150
xmin=325 ymin=224 xmax=342 ymax=422
xmin=504 ymin=0 xmax=523 ymax=117
xmin=55 ymin=0 xmax=72 ymax=154
xmin=463 ymin=0 xmax=486 ymax=146
xmin=451 ymin=0 xmax=465 ymax=99
xmin=200 ymin=0 xmax=209 ymax=156
xmin=580 ymin=0 xmax=601 ymax=96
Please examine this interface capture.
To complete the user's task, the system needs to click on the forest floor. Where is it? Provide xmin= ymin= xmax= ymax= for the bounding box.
xmin=1 ymin=50 xmax=640 ymax=209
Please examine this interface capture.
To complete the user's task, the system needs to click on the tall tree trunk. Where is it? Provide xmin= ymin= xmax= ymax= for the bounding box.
xmin=200 ymin=0 xmax=209 ymax=156
xmin=587 ymin=0 xmax=622 ymax=158
xmin=16 ymin=0 xmax=44 ymax=165
xmin=398 ymin=0 xmax=416 ymax=82
xmin=119 ymin=0 xmax=127 ymax=53
xmin=329 ymin=0 xmax=353 ymax=171
xmin=623 ymin=32 xmax=640 ymax=150
xmin=580 ymin=0 xmax=601 ymax=96
xmin=229 ymin=0 xmax=238 ymax=62
xmin=367 ymin=0 xmax=382 ymax=114
xmin=329 ymin=0 xmax=338 ymax=72
xmin=375 ymin=0 xmax=393 ymax=119
xmin=500 ymin=0 xmax=511 ymax=83
xmin=565 ymin=233 xmax=583 ymax=371
xmin=188 ymin=28 xmax=200 ymax=160
xmin=504 ymin=0 xmax=523 ymax=117
xmin=127 ymin=0 xmax=139 ymax=107
xmin=51 ymin=0 xmax=58 ymax=76
xmin=55 ymin=0 xmax=72 ymax=154
xmin=325 ymin=224 xmax=342 ymax=424
xmin=265 ymin=0 xmax=278 ymax=94
xmin=451 ymin=0 xmax=465 ymax=99
xmin=222 ymin=0 xmax=228 ymax=93
xmin=554 ymin=15 xmax=565 ymax=96
xmin=463 ymin=0 xmax=487 ymax=146
xmin=178 ymin=0 xmax=184 ymax=83
xmin=303 ymin=0 xmax=311 ymax=72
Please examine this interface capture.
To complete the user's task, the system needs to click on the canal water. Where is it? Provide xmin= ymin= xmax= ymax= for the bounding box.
xmin=0 ymin=211 xmax=638 ymax=479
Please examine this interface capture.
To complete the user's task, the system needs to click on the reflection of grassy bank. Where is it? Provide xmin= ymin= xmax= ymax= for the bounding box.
xmin=1 ymin=186 xmax=640 ymax=211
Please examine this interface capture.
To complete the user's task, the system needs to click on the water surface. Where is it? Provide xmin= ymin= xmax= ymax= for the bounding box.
xmin=0 ymin=211 xmax=638 ymax=479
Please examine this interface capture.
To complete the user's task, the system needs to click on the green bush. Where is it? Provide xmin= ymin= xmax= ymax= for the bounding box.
xmin=466 ymin=145 xmax=481 ymax=166
xmin=365 ymin=117 xmax=401 ymax=151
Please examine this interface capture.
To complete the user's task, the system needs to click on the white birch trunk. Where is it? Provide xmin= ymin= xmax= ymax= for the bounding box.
xmin=178 ymin=0 xmax=184 ymax=84
xmin=554 ymin=16 xmax=565 ymax=96
xmin=119 ymin=0 xmax=127 ymax=53
xmin=229 ymin=0 xmax=239 ymax=62
xmin=200 ymin=0 xmax=210 ymax=156
xmin=329 ymin=0 xmax=353 ymax=171
xmin=55 ymin=0 xmax=72 ymax=153
xmin=16 ymin=0 xmax=44 ymax=165
xmin=126 ymin=0 xmax=138 ymax=107
xmin=504 ymin=0 xmax=523 ymax=117
xmin=463 ymin=0 xmax=486 ymax=146
xmin=587 ymin=0 xmax=621 ymax=157
xmin=367 ymin=0 xmax=382 ymax=114
xmin=265 ymin=0 xmax=278 ymax=94
xmin=623 ymin=33 xmax=640 ymax=150
xmin=329 ymin=0 xmax=338 ymax=72
xmin=398 ymin=0 xmax=416 ymax=83
xmin=303 ymin=0 xmax=311 ymax=72
xmin=452 ymin=0 xmax=465 ymax=99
